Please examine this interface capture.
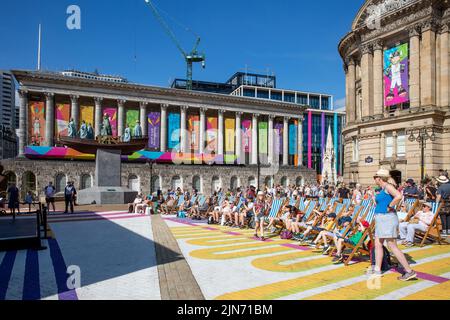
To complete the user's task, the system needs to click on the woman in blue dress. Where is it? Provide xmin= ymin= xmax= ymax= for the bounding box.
xmin=372 ymin=169 xmax=417 ymax=281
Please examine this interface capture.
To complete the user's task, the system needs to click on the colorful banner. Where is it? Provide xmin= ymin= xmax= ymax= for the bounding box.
xmin=80 ymin=106 xmax=94 ymax=128
xmin=259 ymin=121 xmax=268 ymax=154
xmin=206 ymin=117 xmax=218 ymax=153
xmin=289 ymin=120 xmax=298 ymax=156
xmin=225 ymin=118 xmax=235 ymax=154
xmin=168 ymin=112 xmax=181 ymax=150
xmin=242 ymin=120 xmax=252 ymax=154
xmin=384 ymin=43 xmax=409 ymax=107
xmin=55 ymin=104 xmax=70 ymax=138
xmin=126 ymin=109 xmax=139 ymax=132
xmin=102 ymin=108 xmax=118 ymax=137
xmin=274 ymin=123 xmax=283 ymax=156
xmin=28 ymin=101 xmax=45 ymax=146
xmin=148 ymin=112 xmax=161 ymax=150
xmin=188 ymin=115 xmax=200 ymax=152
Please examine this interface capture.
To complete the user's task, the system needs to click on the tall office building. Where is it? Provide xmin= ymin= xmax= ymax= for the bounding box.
xmin=0 ymin=71 xmax=18 ymax=159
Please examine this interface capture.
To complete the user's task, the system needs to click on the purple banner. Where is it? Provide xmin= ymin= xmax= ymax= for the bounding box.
xmin=148 ymin=112 xmax=161 ymax=150
xmin=274 ymin=123 xmax=283 ymax=155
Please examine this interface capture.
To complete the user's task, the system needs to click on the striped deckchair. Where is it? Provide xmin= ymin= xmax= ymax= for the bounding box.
xmin=289 ymin=197 xmax=297 ymax=206
xmin=343 ymin=206 xmax=376 ymax=266
xmin=318 ymin=198 xmax=329 ymax=211
xmin=298 ymin=198 xmax=307 ymax=211
xmin=415 ymin=202 xmax=447 ymax=247
xmin=360 ymin=199 xmax=371 ymax=208
xmin=268 ymin=198 xmax=285 ymax=219
xmin=342 ymin=198 xmax=351 ymax=209
xmin=198 ymin=195 xmax=207 ymax=206
xmin=303 ymin=200 xmax=317 ymax=222
xmin=190 ymin=195 xmax=198 ymax=205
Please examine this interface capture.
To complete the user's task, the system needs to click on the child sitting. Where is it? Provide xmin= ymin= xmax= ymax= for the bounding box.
xmin=332 ymin=219 xmax=370 ymax=263
xmin=397 ymin=204 xmax=408 ymax=223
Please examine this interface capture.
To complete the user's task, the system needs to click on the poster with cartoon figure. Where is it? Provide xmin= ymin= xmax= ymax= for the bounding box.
xmin=384 ymin=43 xmax=409 ymax=107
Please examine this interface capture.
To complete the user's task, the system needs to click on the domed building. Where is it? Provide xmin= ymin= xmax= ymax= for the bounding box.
xmin=339 ymin=0 xmax=450 ymax=186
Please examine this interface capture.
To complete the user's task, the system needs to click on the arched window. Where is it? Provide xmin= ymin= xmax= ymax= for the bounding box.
xmin=81 ymin=174 xmax=92 ymax=190
xmin=248 ymin=176 xmax=256 ymax=188
xmin=281 ymin=176 xmax=288 ymax=187
xmin=22 ymin=171 xmax=36 ymax=197
xmin=264 ymin=176 xmax=273 ymax=188
xmin=5 ymin=172 xmax=17 ymax=188
xmin=151 ymin=176 xmax=161 ymax=193
xmin=296 ymin=177 xmax=304 ymax=187
xmin=172 ymin=176 xmax=182 ymax=191
xmin=230 ymin=176 xmax=238 ymax=191
xmin=192 ymin=176 xmax=201 ymax=193
xmin=55 ymin=173 xmax=67 ymax=193
xmin=128 ymin=175 xmax=140 ymax=192
xmin=212 ymin=176 xmax=221 ymax=193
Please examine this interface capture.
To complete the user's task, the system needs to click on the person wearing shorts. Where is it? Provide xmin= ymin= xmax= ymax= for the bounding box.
xmin=44 ymin=182 xmax=56 ymax=212
xmin=331 ymin=219 xmax=369 ymax=263
xmin=254 ymin=192 xmax=269 ymax=240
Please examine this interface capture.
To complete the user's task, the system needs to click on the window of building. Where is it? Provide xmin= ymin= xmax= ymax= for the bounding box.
xmin=128 ymin=175 xmax=140 ymax=192
xmin=151 ymin=176 xmax=161 ymax=193
xmin=397 ymin=132 xmax=406 ymax=157
xmin=352 ymin=138 xmax=359 ymax=162
xmin=248 ymin=176 xmax=256 ymax=188
xmin=264 ymin=176 xmax=273 ymax=188
xmin=55 ymin=173 xmax=67 ymax=193
xmin=230 ymin=176 xmax=239 ymax=191
xmin=212 ymin=176 xmax=221 ymax=192
xmin=321 ymin=97 xmax=330 ymax=110
xmin=284 ymin=93 xmax=295 ymax=103
xmin=296 ymin=177 xmax=304 ymax=187
xmin=309 ymin=96 xmax=320 ymax=109
xmin=281 ymin=177 xmax=288 ymax=187
xmin=385 ymin=134 xmax=394 ymax=158
xmin=270 ymin=91 xmax=282 ymax=101
xmin=193 ymin=176 xmax=201 ymax=193
xmin=297 ymin=95 xmax=308 ymax=105
xmin=81 ymin=174 xmax=92 ymax=190
xmin=172 ymin=176 xmax=182 ymax=190
xmin=257 ymin=90 xmax=269 ymax=99
xmin=243 ymin=89 xmax=255 ymax=97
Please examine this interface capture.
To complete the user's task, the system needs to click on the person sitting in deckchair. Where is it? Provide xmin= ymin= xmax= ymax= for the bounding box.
xmin=291 ymin=209 xmax=307 ymax=240
xmin=161 ymin=195 xmax=176 ymax=215
xmin=238 ymin=197 xmax=254 ymax=229
xmin=188 ymin=198 xmax=201 ymax=220
xmin=331 ymin=219 xmax=370 ymax=263
xmin=297 ymin=208 xmax=330 ymax=243
xmin=268 ymin=204 xmax=293 ymax=233
xmin=308 ymin=213 xmax=337 ymax=253
xmin=399 ymin=201 xmax=434 ymax=247
xmin=179 ymin=196 xmax=192 ymax=215
xmin=397 ymin=204 xmax=408 ymax=223
xmin=314 ymin=213 xmax=354 ymax=254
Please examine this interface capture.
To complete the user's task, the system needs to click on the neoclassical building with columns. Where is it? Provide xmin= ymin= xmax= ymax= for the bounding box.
xmin=340 ymin=0 xmax=450 ymax=186
xmin=1 ymin=70 xmax=317 ymax=197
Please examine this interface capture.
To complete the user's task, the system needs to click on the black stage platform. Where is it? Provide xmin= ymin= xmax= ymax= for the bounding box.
xmin=0 ymin=215 xmax=43 ymax=251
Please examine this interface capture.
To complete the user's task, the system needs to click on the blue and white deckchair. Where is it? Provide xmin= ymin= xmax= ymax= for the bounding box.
xmin=268 ymin=198 xmax=284 ymax=219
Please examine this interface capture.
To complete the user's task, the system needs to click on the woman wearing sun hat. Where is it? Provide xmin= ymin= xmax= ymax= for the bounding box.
xmin=436 ymin=175 xmax=450 ymax=235
xmin=372 ymin=168 xmax=417 ymax=281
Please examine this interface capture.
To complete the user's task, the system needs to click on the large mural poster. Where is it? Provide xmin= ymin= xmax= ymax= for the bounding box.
xmin=103 ymin=108 xmax=118 ymax=137
xmin=259 ymin=121 xmax=268 ymax=154
xmin=206 ymin=117 xmax=218 ymax=154
xmin=148 ymin=112 xmax=161 ymax=150
xmin=274 ymin=123 xmax=283 ymax=156
xmin=126 ymin=109 xmax=139 ymax=133
xmin=55 ymin=104 xmax=70 ymax=138
xmin=242 ymin=120 xmax=252 ymax=154
xmin=28 ymin=101 xmax=45 ymax=146
xmin=384 ymin=43 xmax=409 ymax=107
xmin=188 ymin=115 xmax=200 ymax=152
xmin=80 ymin=106 xmax=94 ymax=128
xmin=289 ymin=121 xmax=298 ymax=155
xmin=168 ymin=112 xmax=181 ymax=150
xmin=225 ymin=118 xmax=235 ymax=154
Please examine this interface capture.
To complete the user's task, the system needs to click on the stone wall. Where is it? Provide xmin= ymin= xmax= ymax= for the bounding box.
xmin=0 ymin=158 xmax=317 ymax=197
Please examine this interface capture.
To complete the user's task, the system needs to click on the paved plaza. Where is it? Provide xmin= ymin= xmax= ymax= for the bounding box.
xmin=0 ymin=208 xmax=449 ymax=300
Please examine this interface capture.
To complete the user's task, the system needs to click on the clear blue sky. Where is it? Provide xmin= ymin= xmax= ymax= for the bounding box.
xmin=0 ymin=0 xmax=364 ymax=108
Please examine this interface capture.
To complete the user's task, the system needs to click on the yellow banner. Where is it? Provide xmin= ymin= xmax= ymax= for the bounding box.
xmin=225 ymin=118 xmax=235 ymax=154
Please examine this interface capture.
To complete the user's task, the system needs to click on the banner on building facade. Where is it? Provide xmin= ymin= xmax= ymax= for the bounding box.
xmin=274 ymin=123 xmax=283 ymax=155
xmin=168 ymin=112 xmax=181 ymax=150
xmin=188 ymin=115 xmax=200 ymax=152
xmin=148 ymin=112 xmax=161 ymax=150
xmin=259 ymin=121 xmax=268 ymax=154
xmin=384 ymin=43 xmax=409 ymax=107
xmin=28 ymin=101 xmax=45 ymax=146
xmin=289 ymin=120 xmax=298 ymax=156
xmin=126 ymin=109 xmax=139 ymax=133
xmin=102 ymin=108 xmax=118 ymax=137
xmin=206 ymin=117 xmax=218 ymax=154
xmin=225 ymin=118 xmax=235 ymax=154
xmin=242 ymin=120 xmax=252 ymax=154
xmin=55 ymin=104 xmax=70 ymax=138
xmin=80 ymin=106 xmax=94 ymax=128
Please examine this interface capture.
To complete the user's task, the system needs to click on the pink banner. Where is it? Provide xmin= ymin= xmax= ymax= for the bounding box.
xmin=242 ymin=120 xmax=252 ymax=154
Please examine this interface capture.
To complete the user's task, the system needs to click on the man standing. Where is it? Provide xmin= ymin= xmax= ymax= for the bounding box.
xmin=337 ymin=183 xmax=350 ymax=199
xmin=64 ymin=181 xmax=76 ymax=214
xmin=403 ymin=179 xmax=419 ymax=200
xmin=44 ymin=182 xmax=57 ymax=212
xmin=436 ymin=175 xmax=450 ymax=235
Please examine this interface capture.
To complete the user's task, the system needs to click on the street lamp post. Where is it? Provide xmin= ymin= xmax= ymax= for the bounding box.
xmin=406 ymin=127 xmax=436 ymax=182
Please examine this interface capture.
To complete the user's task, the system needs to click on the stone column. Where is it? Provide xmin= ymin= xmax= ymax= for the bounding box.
xmin=347 ymin=58 xmax=356 ymax=122
xmin=117 ymin=99 xmax=126 ymax=137
xmin=393 ymin=131 xmax=398 ymax=158
xmin=283 ymin=117 xmax=289 ymax=166
xmin=160 ymin=104 xmax=168 ymax=152
xmin=199 ymin=108 xmax=207 ymax=154
xmin=94 ymin=97 xmax=103 ymax=138
xmin=380 ymin=132 xmax=386 ymax=161
xmin=439 ymin=24 xmax=449 ymax=107
xmin=180 ymin=106 xmax=188 ymax=153
xmin=44 ymin=92 xmax=55 ymax=147
xmin=18 ymin=89 xmax=28 ymax=157
xmin=360 ymin=43 xmax=373 ymax=118
xmin=268 ymin=115 xmax=274 ymax=164
xmin=372 ymin=40 xmax=384 ymax=115
xmin=409 ymin=25 xmax=421 ymax=108
xmin=218 ymin=109 xmax=225 ymax=156
xmin=251 ymin=114 xmax=259 ymax=165
xmin=420 ymin=20 xmax=437 ymax=107
xmin=70 ymin=95 xmax=80 ymax=130
xmin=140 ymin=102 xmax=148 ymax=136
xmin=297 ymin=116 xmax=304 ymax=167
xmin=235 ymin=112 xmax=243 ymax=164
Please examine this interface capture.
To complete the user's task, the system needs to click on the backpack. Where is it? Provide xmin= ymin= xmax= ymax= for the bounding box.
xmin=208 ymin=216 xmax=215 ymax=225
xmin=370 ymin=246 xmax=392 ymax=272
xmin=178 ymin=211 xmax=186 ymax=219
xmin=280 ymin=230 xmax=293 ymax=240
